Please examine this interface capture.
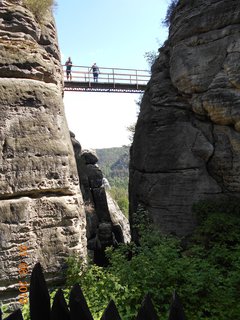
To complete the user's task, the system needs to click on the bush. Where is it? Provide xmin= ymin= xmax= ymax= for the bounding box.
xmin=65 ymin=200 xmax=240 ymax=319
xmin=16 ymin=200 xmax=240 ymax=319
xmin=23 ymin=0 xmax=56 ymax=21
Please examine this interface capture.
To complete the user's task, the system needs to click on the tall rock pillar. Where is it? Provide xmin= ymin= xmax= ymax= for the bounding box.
xmin=130 ymin=0 xmax=240 ymax=236
xmin=0 ymin=2 xmax=87 ymax=302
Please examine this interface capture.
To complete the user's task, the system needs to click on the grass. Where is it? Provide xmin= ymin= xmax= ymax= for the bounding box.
xmin=23 ymin=0 xmax=56 ymax=22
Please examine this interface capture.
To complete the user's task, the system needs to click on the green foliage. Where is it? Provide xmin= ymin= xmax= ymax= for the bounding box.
xmin=109 ymin=186 xmax=128 ymax=217
xmin=96 ymin=147 xmax=129 ymax=216
xmin=65 ymin=255 xmax=86 ymax=286
xmin=65 ymin=200 xmax=240 ymax=319
xmin=96 ymin=147 xmax=129 ymax=168
xmin=144 ymin=51 xmax=158 ymax=69
xmin=64 ymin=255 xmax=129 ymax=319
xmin=1 ymin=304 xmax=11 ymax=318
xmin=22 ymin=303 xmax=30 ymax=320
xmin=1 ymin=302 xmax=30 ymax=320
xmin=20 ymin=288 xmax=68 ymax=320
xmin=23 ymin=0 xmax=56 ymax=21
xmin=10 ymin=200 xmax=240 ymax=319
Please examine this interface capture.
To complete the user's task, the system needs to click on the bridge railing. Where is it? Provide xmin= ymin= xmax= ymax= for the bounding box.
xmin=62 ymin=65 xmax=150 ymax=86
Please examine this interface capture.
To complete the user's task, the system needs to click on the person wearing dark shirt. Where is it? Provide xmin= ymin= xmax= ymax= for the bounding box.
xmin=65 ymin=57 xmax=73 ymax=81
xmin=90 ymin=63 xmax=100 ymax=82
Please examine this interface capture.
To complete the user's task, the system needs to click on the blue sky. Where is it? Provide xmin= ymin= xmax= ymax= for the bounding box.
xmin=54 ymin=1 xmax=169 ymax=149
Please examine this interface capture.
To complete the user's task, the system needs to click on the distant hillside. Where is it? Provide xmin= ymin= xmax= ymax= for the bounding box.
xmin=96 ymin=146 xmax=129 ymax=183
xmin=95 ymin=146 xmax=129 ymax=216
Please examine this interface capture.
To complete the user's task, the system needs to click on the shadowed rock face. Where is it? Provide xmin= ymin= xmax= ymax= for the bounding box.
xmin=130 ymin=0 xmax=240 ymax=236
xmin=0 ymin=3 xmax=87 ymax=302
xmin=70 ymin=133 xmax=130 ymax=265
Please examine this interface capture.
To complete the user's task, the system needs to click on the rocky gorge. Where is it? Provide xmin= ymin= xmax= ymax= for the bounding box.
xmin=1 ymin=0 xmax=240 ymax=308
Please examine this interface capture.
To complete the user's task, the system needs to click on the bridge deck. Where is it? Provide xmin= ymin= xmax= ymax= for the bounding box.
xmin=64 ymin=81 xmax=147 ymax=93
xmin=63 ymin=65 xmax=150 ymax=93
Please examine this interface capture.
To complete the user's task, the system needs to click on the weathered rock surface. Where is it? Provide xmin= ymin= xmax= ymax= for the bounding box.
xmin=70 ymin=134 xmax=130 ymax=264
xmin=130 ymin=0 xmax=240 ymax=236
xmin=0 ymin=2 xmax=86 ymax=303
xmin=106 ymin=192 xmax=131 ymax=243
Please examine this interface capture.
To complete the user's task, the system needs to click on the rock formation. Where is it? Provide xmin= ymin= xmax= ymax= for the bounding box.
xmin=70 ymin=132 xmax=130 ymax=265
xmin=0 ymin=2 xmax=86 ymax=303
xmin=130 ymin=0 xmax=240 ymax=236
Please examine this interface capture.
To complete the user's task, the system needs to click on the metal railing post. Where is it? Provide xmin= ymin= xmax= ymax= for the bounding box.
xmin=136 ymin=69 xmax=138 ymax=89
xmin=87 ymin=67 xmax=91 ymax=87
xmin=112 ymin=68 xmax=115 ymax=88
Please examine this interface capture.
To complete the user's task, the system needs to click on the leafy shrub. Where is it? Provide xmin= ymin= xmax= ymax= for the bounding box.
xmin=65 ymin=200 xmax=240 ymax=319
xmin=23 ymin=0 xmax=56 ymax=21
xmin=15 ymin=200 xmax=240 ymax=319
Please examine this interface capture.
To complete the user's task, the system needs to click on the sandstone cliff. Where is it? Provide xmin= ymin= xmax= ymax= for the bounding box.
xmin=70 ymin=133 xmax=130 ymax=266
xmin=0 ymin=2 xmax=86 ymax=302
xmin=130 ymin=0 xmax=240 ymax=236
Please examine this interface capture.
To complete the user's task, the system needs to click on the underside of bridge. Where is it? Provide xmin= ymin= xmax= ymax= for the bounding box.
xmin=64 ymin=81 xmax=146 ymax=93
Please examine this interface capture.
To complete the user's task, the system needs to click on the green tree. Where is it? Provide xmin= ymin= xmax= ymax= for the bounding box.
xmin=144 ymin=51 xmax=158 ymax=69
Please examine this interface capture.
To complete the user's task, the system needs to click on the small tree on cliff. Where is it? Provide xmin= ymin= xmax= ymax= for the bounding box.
xmin=144 ymin=50 xmax=158 ymax=70
xmin=162 ymin=0 xmax=179 ymax=27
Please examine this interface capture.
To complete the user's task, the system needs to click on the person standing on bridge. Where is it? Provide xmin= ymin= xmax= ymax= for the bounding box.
xmin=89 ymin=63 xmax=100 ymax=82
xmin=65 ymin=57 xmax=73 ymax=81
